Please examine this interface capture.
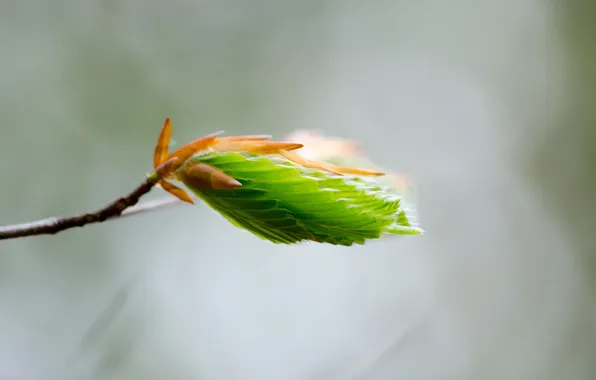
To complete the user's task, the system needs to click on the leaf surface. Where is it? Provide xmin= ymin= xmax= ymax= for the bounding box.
xmin=179 ymin=152 xmax=422 ymax=246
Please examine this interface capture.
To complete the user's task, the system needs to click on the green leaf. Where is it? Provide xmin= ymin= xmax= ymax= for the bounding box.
xmin=178 ymin=152 xmax=423 ymax=246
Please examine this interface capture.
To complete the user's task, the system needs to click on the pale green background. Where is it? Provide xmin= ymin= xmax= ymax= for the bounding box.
xmin=1 ymin=1 xmax=595 ymax=379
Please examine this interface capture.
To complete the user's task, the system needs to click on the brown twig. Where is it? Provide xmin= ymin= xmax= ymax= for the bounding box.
xmin=0 ymin=176 xmax=182 ymax=241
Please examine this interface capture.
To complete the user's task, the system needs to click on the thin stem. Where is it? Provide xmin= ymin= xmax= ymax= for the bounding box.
xmin=0 ymin=176 xmax=182 ymax=241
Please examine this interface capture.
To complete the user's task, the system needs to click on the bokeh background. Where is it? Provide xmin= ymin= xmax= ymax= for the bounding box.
xmin=1 ymin=0 xmax=595 ymax=379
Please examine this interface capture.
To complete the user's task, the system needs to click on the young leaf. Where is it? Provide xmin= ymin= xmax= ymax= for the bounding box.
xmin=152 ymin=119 xmax=423 ymax=246
xmin=178 ymin=151 xmax=422 ymax=246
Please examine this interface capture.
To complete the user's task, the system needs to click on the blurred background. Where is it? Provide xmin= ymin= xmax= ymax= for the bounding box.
xmin=1 ymin=0 xmax=595 ymax=379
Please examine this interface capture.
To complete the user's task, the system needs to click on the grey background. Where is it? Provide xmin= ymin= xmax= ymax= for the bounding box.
xmin=1 ymin=0 xmax=594 ymax=379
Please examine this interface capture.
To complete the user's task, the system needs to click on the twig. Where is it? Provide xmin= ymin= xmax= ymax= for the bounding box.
xmin=0 ymin=176 xmax=182 ymax=241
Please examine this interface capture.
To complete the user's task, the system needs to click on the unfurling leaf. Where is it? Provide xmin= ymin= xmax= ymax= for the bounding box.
xmin=152 ymin=118 xmax=423 ymax=246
